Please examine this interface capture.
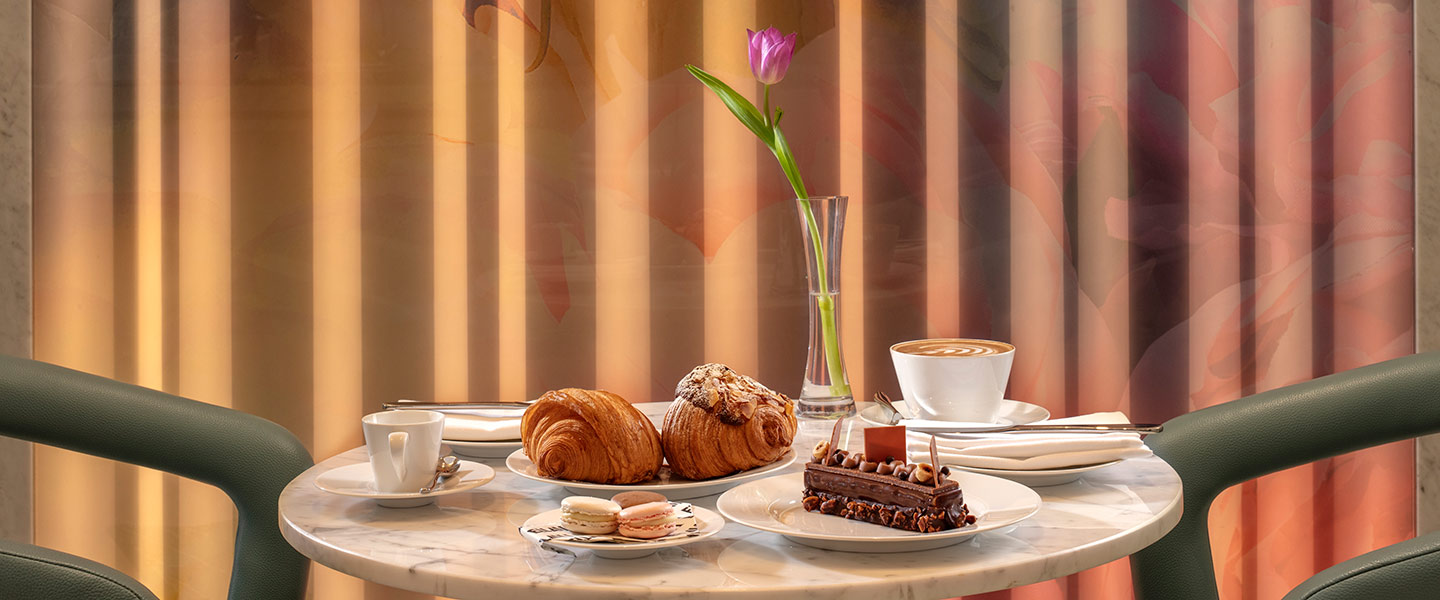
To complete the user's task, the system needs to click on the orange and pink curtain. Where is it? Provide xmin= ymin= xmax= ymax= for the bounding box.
xmin=30 ymin=0 xmax=1414 ymax=599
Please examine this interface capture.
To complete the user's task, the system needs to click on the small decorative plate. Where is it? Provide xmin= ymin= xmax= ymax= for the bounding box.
xmin=519 ymin=503 xmax=725 ymax=559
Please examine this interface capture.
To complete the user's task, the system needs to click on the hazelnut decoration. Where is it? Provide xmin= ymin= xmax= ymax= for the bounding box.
xmin=811 ymin=440 xmax=831 ymax=462
xmin=909 ymin=463 xmax=935 ymax=485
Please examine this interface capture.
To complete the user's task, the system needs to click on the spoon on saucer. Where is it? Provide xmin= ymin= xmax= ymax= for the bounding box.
xmin=872 ymin=392 xmax=907 ymax=425
xmin=419 ymin=456 xmax=460 ymax=494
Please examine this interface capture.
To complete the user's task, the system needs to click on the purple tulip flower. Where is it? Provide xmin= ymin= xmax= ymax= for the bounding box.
xmin=747 ymin=27 xmax=797 ymax=85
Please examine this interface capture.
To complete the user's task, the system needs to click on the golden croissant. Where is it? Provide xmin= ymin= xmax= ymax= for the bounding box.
xmin=662 ymin=363 xmax=797 ymax=480
xmin=521 ymin=388 xmax=663 ymax=484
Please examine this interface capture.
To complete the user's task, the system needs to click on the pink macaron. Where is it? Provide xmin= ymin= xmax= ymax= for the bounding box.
xmin=616 ymin=501 xmax=680 ymax=539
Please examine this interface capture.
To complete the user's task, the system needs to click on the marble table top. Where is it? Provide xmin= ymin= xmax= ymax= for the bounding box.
xmin=280 ymin=403 xmax=1183 ymax=600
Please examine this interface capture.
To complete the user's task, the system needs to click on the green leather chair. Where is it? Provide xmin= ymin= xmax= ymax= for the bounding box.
xmin=0 ymin=355 xmax=314 ymax=600
xmin=1132 ymin=352 xmax=1440 ymax=600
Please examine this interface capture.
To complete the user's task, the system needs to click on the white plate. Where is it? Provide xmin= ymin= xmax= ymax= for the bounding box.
xmin=715 ymin=471 xmax=1041 ymax=553
xmin=444 ymin=438 xmax=522 ymax=459
xmin=313 ymin=460 xmax=495 ymax=508
xmin=506 ymin=449 xmax=797 ymax=500
xmin=519 ymin=504 xmax=725 ymax=559
xmin=951 ymin=460 xmax=1123 ymax=487
xmin=859 ymin=399 xmax=1050 ymax=434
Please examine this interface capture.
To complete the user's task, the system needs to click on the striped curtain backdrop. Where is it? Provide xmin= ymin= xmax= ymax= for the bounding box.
xmin=30 ymin=1 xmax=1414 ymax=599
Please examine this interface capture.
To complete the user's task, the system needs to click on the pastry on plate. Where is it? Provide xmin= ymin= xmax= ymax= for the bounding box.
xmin=661 ymin=363 xmax=797 ymax=480
xmin=521 ymin=388 xmax=664 ymax=484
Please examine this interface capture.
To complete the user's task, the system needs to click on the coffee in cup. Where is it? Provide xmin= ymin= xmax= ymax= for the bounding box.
xmin=362 ymin=410 xmax=445 ymax=493
xmin=890 ymin=338 xmax=1015 ymax=422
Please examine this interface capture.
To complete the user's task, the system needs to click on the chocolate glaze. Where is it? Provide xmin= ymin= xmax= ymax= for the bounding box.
xmin=802 ymin=463 xmax=972 ymax=532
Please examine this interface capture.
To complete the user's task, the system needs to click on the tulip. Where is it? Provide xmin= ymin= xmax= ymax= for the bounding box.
xmin=747 ymin=27 xmax=797 ymax=85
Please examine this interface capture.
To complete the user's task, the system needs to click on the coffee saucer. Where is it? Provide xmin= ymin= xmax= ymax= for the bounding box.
xmin=313 ymin=460 xmax=495 ymax=508
xmin=858 ymin=400 xmax=1050 ymax=435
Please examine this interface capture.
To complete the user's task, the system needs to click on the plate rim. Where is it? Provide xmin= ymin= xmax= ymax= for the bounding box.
xmin=443 ymin=438 xmax=522 ymax=448
xmin=313 ymin=460 xmax=495 ymax=499
xmin=951 ymin=459 xmax=1123 ymax=476
xmin=715 ymin=470 xmax=1041 ymax=543
xmin=505 ymin=447 xmax=797 ymax=492
xmin=519 ymin=505 xmax=725 ymax=552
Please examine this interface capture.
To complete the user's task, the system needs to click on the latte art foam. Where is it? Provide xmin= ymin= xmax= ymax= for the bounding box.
xmin=892 ymin=339 xmax=1014 ymax=357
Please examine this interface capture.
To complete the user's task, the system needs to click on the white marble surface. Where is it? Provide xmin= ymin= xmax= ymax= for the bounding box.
xmin=1417 ymin=0 xmax=1440 ymax=536
xmin=280 ymin=403 xmax=1183 ymax=600
xmin=0 ymin=0 xmax=32 ymax=545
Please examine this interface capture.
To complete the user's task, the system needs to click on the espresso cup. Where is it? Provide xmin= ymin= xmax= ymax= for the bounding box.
xmin=890 ymin=338 xmax=1015 ymax=422
xmin=361 ymin=410 xmax=444 ymax=493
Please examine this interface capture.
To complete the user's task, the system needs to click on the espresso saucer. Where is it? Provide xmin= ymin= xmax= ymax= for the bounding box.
xmin=858 ymin=400 xmax=1050 ymax=435
xmin=313 ymin=460 xmax=495 ymax=508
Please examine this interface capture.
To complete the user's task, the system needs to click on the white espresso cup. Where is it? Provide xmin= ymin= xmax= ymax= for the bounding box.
xmin=361 ymin=410 xmax=444 ymax=493
xmin=890 ymin=338 xmax=1016 ymax=422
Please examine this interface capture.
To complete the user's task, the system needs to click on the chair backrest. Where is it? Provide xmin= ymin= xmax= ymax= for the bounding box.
xmin=0 ymin=355 xmax=314 ymax=600
xmin=1131 ymin=352 xmax=1440 ymax=600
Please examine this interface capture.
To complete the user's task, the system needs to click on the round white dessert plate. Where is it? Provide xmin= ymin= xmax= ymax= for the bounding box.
xmin=443 ymin=438 xmax=522 ymax=459
xmin=519 ymin=504 xmax=725 ymax=559
xmin=951 ymin=460 xmax=1124 ymax=487
xmin=715 ymin=470 xmax=1041 ymax=553
xmin=859 ymin=399 xmax=1050 ymax=434
xmin=506 ymin=449 xmax=796 ymax=500
xmin=313 ymin=460 xmax=495 ymax=508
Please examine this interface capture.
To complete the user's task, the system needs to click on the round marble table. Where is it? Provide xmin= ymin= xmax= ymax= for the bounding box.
xmin=280 ymin=403 xmax=1183 ymax=600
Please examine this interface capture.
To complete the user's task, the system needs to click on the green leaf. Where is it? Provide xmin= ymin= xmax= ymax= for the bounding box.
xmin=771 ymin=125 xmax=808 ymax=199
xmin=686 ymin=65 xmax=773 ymax=147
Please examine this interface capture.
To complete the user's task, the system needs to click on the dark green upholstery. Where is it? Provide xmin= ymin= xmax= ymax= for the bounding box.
xmin=1132 ymin=352 xmax=1440 ymax=600
xmin=0 ymin=355 xmax=314 ymax=600
xmin=0 ymin=537 xmax=158 ymax=600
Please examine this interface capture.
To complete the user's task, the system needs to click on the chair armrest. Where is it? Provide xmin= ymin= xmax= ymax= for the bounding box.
xmin=0 ymin=355 xmax=314 ymax=600
xmin=0 ymin=538 xmax=159 ymax=600
xmin=1282 ymin=531 xmax=1440 ymax=600
xmin=1132 ymin=352 xmax=1440 ymax=600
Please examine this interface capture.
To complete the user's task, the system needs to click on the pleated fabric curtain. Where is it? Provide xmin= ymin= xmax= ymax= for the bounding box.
xmin=30 ymin=0 xmax=1414 ymax=599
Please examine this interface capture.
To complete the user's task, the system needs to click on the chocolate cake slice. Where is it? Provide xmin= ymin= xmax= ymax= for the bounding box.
xmin=800 ymin=421 xmax=975 ymax=533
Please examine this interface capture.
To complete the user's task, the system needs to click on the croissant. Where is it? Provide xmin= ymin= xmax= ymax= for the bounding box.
xmin=662 ymin=363 xmax=797 ymax=480
xmin=521 ymin=388 xmax=663 ymax=484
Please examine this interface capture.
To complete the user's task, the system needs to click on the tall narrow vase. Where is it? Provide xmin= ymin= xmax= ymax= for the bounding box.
xmin=794 ymin=196 xmax=854 ymax=419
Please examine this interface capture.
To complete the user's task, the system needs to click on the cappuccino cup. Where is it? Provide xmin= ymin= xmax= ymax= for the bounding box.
xmin=890 ymin=338 xmax=1015 ymax=422
xmin=362 ymin=410 xmax=444 ymax=493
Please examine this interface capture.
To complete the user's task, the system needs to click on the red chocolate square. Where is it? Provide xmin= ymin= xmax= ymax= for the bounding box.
xmin=863 ymin=425 xmax=907 ymax=463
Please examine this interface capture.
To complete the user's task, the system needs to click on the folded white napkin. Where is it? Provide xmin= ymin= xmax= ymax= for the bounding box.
xmin=905 ymin=411 xmax=1152 ymax=471
xmin=442 ymin=411 xmax=522 ymax=442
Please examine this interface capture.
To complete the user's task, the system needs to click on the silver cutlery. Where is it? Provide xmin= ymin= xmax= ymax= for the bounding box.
xmin=904 ymin=421 xmax=1164 ymax=435
xmin=383 ymin=399 xmax=534 ymax=412
xmin=872 ymin=392 xmax=908 ymax=425
xmin=418 ymin=456 xmax=460 ymax=493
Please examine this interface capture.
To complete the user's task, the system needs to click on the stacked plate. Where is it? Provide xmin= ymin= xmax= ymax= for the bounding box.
xmin=436 ymin=406 xmax=526 ymax=459
xmin=860 ymin=400 xmax=1142 ymax=486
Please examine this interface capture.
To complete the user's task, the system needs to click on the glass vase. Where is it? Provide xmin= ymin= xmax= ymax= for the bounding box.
xmin=794 ymin=196 xmax=854 ymax=419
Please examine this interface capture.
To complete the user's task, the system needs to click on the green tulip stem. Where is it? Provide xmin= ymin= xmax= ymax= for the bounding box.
xmin=788 ymin=169 xmax=851 ymax=400
xmin=687 ymin=65 xmax=851 ymax=399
